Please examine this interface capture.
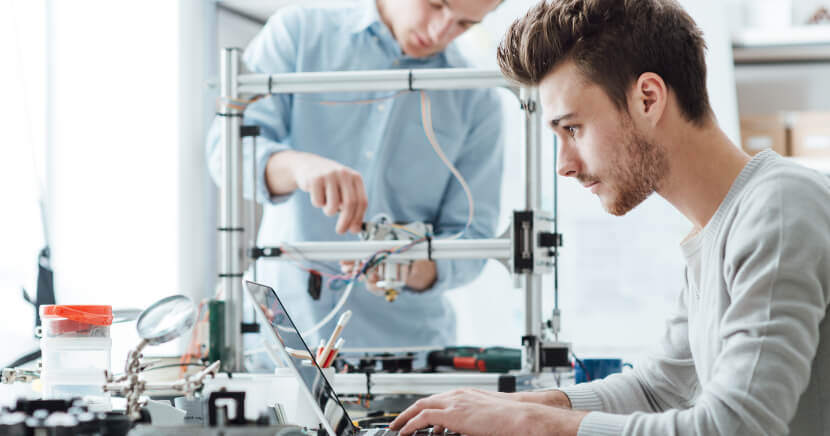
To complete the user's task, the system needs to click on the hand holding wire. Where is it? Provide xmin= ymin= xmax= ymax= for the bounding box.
xmin=340 ymin=260 xmax=396 ymax=293
xmin=339 ymin=259 xmax=438 ymax=293
xmin=261 ymin=88 xmax=476 ymax=337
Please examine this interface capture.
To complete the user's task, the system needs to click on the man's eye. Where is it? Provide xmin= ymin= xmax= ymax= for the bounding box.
xmin=565 ymin=126 xmax=578 ymax=137
xmin=429 ymin=1 xmax=443 ymax=10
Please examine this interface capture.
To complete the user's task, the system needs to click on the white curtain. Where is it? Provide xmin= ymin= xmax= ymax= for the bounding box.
xmin=0 ymin=0 xmax=47 ymax=369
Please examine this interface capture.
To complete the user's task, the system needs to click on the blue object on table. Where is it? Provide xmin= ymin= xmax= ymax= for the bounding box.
xmin=574 ymin=358 xmax=631 ymax=384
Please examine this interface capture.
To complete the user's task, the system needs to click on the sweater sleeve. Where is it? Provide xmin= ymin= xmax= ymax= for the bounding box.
xmin=567 ymin=175 xmax=830 ymax=436
xmin=560 ymin=277 xmax=699 ymax=417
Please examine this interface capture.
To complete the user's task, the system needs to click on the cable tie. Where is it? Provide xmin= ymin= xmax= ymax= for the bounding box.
xmin=426 ymin=235 xmax=433 ymax=262
xmin=408 ymin=70 xmax=414 ymax=92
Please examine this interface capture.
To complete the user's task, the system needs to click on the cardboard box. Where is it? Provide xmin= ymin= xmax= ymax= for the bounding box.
xmin=790 ymin=112 xmax=830 ymax=158
xmin=740 ymin=114 xmax=789 ymax=156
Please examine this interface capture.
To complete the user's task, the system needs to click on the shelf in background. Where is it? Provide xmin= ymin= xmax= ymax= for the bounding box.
xmin=733 ymin=25 xmax=830 ymax=64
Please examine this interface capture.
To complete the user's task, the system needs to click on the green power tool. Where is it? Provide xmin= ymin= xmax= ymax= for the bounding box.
xmin=427 ymin=346 xmax=521 ymax=373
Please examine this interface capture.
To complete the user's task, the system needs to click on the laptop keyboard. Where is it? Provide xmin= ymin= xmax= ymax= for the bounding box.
xmin=361 ymin=429 xmax=458 ymax=436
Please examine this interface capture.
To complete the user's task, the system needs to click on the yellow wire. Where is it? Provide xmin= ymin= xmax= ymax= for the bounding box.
xmin=388 ymin=223 xmax=424 ymax=238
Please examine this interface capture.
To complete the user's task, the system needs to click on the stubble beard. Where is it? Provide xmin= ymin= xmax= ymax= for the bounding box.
xmin=603 ymin=126 xmax=669 ymax=216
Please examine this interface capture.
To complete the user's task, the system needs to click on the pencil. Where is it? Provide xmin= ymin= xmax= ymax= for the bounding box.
xmin=286 ymin=347 xmax=313 ymax=360
xmin=323 ymin=338 xmax=345 ymax=368
xmin=319 ymin=310 xmax=352 ymax=367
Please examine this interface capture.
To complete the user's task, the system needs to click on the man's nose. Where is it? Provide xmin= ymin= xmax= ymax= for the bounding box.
xmin=557 ymin=141 xmax=579 ymax=178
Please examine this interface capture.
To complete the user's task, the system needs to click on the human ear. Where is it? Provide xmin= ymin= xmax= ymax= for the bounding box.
xmin=630 ymin=72 xmax=667 ymax=127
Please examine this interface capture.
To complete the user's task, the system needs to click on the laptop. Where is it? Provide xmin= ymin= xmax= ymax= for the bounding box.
xmin=244 ymin=280 xmax=440 ymax=436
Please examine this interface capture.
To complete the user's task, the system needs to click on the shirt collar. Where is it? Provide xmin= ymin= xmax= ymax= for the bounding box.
xmin=349 ymin=0 xmax=383 ymax=35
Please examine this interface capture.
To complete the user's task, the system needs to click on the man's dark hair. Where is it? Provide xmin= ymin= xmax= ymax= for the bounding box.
xmin=497 ymin=0 xmax=712 ymax=125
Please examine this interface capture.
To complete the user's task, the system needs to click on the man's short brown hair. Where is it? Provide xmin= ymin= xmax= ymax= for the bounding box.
xmin=497 ymin=0 xmax=712 ymax=125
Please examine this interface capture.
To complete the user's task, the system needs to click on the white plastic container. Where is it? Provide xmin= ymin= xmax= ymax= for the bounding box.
xmin=39 ymin=305 xmax=113 ymax=411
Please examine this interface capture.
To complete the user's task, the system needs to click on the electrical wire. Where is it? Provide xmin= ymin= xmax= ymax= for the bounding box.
xmin=298 ymin=87 xmax=477 ymax=240
xmin=280 ymin=249 xmax=344 ymax=282
xmin=217 ymin=95 xmax=266 ymax=112
xmin=244 ymin=83 xmax=478 ymax=337
xmin=571 ymin=351 xmax=590 ymax=382
xmin=5 ymin=349 xmax=41 ymax=369
xmin=278 ymin=279 xmax=356 ymax=337
xmin=297 ymin=90 xmax=410 ymax=106
xmin=308 ymin=90 xmax=473 ymax=318
xmin=388 ymin=224 xmax=424 ymax=239
xmin=280 ymin=242 xmax=342 ymax=275
xmin=278 ymin=236 xmax=426 ymax=337
xmin=419 ymin=91 xmax=474 ymax=239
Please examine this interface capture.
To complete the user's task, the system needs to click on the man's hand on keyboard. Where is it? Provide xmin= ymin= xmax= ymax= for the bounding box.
xmin=388 ymin=388 xmax=588 ymax=436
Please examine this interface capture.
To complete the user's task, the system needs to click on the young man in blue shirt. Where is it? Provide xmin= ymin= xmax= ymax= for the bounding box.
xmin=207 ymin=0 xmax=504 ymax=350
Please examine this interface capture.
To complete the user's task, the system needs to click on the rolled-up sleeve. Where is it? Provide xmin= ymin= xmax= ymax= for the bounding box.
xmin=205 ymin=7 xmax=303 ymax=205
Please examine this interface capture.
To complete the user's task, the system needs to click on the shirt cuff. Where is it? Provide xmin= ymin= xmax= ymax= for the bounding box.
xmin=560 ymin=383 xmax=605 ymax=411
xmin=577 ymin=412 xmax=628 ymax=436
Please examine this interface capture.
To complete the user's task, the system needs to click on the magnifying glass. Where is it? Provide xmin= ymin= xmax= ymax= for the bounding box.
xmin=106 ymin=295 xmax=205 ymax=418
xmin=136 ymin=295 xmax=197 ymax=346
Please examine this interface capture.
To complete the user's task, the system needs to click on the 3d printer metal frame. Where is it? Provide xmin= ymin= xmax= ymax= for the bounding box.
xmin=217 ymin=48 xmax=563 ymax=374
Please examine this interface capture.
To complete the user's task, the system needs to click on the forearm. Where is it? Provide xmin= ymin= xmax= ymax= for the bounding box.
xmin=265 ymin=150 xmax=302 ymax=196
xmin=519 ymin=405 xmax=586 ymax=436
xmin=205 ymin=118 xmax=293 ymax=205
xmin=514 ymin=390 xmax=572 ymax=409
xmin=405 ymin=260 xmax=437 ymax=291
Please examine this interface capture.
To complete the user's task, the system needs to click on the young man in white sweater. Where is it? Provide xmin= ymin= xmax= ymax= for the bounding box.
xmin=390 ymin=0 xmax=830 ymax=435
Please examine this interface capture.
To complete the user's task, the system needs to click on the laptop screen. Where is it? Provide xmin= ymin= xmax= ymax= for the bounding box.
xmin=244 ymin=280 xmax=357 ymax=436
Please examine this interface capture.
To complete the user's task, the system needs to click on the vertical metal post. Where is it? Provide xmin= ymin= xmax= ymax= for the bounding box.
xmin=219 ymin=48 xmax=244 ymax=372
xmin=250 ymin=135 xmax=258 ymax=282
xmin=521 ymin=87 xmax=543 ymax=373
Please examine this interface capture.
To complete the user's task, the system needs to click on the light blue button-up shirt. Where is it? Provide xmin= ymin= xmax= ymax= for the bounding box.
xmin=207 ymin=2 xmax=504 ymax=349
